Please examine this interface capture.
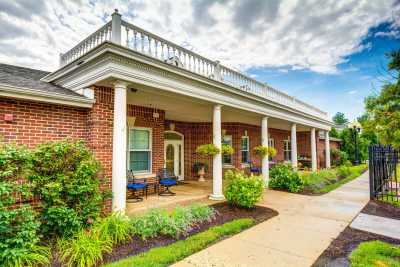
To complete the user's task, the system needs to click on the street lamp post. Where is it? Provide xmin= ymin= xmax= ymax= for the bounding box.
xmin=349 ymin=121 xmax=361 ymax=166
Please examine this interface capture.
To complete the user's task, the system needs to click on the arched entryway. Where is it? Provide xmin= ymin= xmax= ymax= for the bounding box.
xmin=164 ymin=131 xmax=184 ymax=180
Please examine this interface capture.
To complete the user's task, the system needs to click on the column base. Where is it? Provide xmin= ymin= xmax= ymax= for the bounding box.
xmin=209 ymin=194 xmax=225 ymax=201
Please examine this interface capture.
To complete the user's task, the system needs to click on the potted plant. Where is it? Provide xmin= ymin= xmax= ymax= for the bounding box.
xmin=193 ymin=162 xmax=208 ymax=182
xmin=221 ymin=144 xmax=234 ymax=155
xmin=196 ymin=144 xmax=220 ymax=157
xmin=253 ymin=146 xmax=277 ymax=158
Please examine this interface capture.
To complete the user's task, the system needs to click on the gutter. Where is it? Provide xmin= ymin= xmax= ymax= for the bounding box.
xmin=0 ymin=83 xmax=94 ymax=108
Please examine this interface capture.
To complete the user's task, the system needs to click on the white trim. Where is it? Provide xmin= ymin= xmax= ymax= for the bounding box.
xmin=240 ymin=136 xmax=250 ymax=164
xmin=283 ymin=138 xmax=291 ymax=161
xmin=128 ymin=127 xmax=153 ymax=175
xmin=0 ymin=83 xmax=94 ymax=108
xmin=222 ymin=135 xmax=233 ymax=166
xmin=43 ymin=44 xmax=333 ymax=129
xmin=164 ymin=130 xmax=185 ymax=180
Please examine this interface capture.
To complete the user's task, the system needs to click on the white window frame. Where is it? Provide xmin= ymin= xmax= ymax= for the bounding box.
xmin=283 ymin=138 xmax=291 ymax=162
xmin=240 ymin=136 xmax=250 ymax=164
xmin=268 ymin=137 xmax=275 ymax=148
xmin=128 ymin=127 xmax=152 ymax=174
xmin=222 ymin=135 xmax=233 ymax=166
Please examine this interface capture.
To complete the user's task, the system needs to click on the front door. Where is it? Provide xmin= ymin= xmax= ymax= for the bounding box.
xmin=164 ymin=140 xmax=184 ymax=180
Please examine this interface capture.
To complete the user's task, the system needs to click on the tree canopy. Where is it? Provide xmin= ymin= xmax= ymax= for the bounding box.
xmin=363 ymin=50 xmax=400 ymax=148
xmin=332 ymin=112 xmax=349 ymax=125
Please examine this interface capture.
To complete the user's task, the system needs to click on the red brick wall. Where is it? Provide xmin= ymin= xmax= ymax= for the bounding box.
xmin=127 ymin=105 xmax=165 ymax=174
xmin=87 ymin=86 xmax=114 ymax=212
xmin=0 ymin=97 xmax=88 ymax=146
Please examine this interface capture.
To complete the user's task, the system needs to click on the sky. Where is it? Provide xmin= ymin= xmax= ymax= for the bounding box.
xmin=0 ymin=0 xmax=399 ymax=121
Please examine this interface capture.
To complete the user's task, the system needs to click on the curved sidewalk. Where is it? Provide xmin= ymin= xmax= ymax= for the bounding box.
xmin=173 ymin=171 xmax=370 ymax=267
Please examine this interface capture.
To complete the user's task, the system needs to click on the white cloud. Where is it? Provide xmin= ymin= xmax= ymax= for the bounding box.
xmin=348 ymin=90 xmax=358 ymax=95
xmin=0 ymin=0 xmax=398 ymax=73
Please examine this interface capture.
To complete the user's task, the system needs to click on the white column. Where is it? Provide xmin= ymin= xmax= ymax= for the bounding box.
xmin=311 ymin=128 xmax=317 ymax=172
xmin=261 ymin=117 xmax=269 ymax=186
xmin=291 ymin=123 xmax=298 ymax=169
xmin=325 ymin=131 xmax=331 ymax=169
xmin=210 ymin=105 xmax=224 ymax=200
xmin=111 ymin=9 xmax=122 ymax=45
xmin=112 ymin=81 xmax=128 ymax=212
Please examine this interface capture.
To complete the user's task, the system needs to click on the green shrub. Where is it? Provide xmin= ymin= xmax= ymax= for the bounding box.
xmin=58 ymin=228 xmax=112 ymax=267
xmin=94 ymin=212 xmax=133 ymax=245
xmin=162 ymin=206 xmax=194 ymax=238
xmin=196 ymin=144 xmax=220 ymax=156
xmin=337 ymin=165 xmax=351 ymax=177
xmin=41 ymin=206 xmax=81 ymax=237
xmin=349 ymin=240 xmax=400 ymax=267
xmin=188 ymin=204 xmax=216 ymax=223
xmin=223 ymin=170 xmax=264 ymax=208
xmin=0 ymin=143 xmax=50 ymax=267
xmin=131 ymin=209 xmax=170 ymax=240
xmin=28 ymin=140 xmax=109 ymax=237
xmin=269 ymin=164 xmax=303 ymax=193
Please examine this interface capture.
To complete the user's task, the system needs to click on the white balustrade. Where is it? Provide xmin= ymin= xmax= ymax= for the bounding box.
xmin=59 ymin=16 xmax=328 ymax=119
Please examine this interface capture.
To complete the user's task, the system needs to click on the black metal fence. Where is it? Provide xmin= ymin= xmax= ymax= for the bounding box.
xmin=369 ymin=145 xmax=399 ymax=202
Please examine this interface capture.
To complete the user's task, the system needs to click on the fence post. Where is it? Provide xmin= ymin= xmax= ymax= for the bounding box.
xmin=369 ymin=145 xmax=374 ymax=200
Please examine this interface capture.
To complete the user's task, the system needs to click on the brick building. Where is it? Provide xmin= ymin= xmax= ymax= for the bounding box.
xmin=0 ymin=11 xmax=337 ymax=212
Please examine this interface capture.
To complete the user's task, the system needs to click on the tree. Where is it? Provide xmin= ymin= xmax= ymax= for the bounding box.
xmin=332 ymin=112 xmax=349 ymax=125
xmin=329 ymin=127 xmax=340 ymax=138
xmin=363 ymin=49 xmax=400 ymax=148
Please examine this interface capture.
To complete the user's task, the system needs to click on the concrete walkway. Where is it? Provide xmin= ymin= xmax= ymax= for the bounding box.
xmin=172 ymin=171 xmax=370 ymax=267
xmin=351 ymin=213 xmax=400 ymax=239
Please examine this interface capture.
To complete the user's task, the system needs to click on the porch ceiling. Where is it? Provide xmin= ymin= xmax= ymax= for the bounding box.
xmin=124 ymin=82 xmax=312 ymax=131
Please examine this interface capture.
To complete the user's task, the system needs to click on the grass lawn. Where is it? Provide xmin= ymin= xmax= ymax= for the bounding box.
xmin=299 ymin=164 xmax=368 ymax=194
xmin=349 ymin=240 xmax=400 ymax=267
xmin=103 ymin=218 xmax=255 ymax=267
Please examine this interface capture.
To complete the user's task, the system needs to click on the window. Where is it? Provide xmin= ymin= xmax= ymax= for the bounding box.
xmin=268 ymin=138 xmax=275 ymax=161
xmin=222 ymin=135 xmax=232 ymax=165
xmin=129 ymin=128 xmax=152 ymax=173
xmin=241 ymin=136 xmax=249 ymax=164
xmin=283 ymin=139 xmax=291 ymax=161
xmin=268 ymin=138 xmax=275 ymax=148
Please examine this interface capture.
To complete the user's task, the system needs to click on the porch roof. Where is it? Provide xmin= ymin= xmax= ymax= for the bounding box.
xmin=43 ymin=10 xmax=330 ymax=123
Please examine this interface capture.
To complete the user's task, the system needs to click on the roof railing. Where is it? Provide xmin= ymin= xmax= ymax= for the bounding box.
xmin=59 ymin=10 xmax=328 ymax=119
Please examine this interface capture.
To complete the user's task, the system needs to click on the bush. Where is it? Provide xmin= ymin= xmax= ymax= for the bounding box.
xmin=131 ymin=209 xmax=170 ymax=240
xmin=337 ymin=165 xmax=351 ymax=177
xmin=58 ymin=228 xmax=112 ymax=267
xmin=131 ymin=205 xmax=216 ymax=240
xmin=93 ymin=212 xmax=133 ymax=245
xmin=28 ymin=140 xmax=109 ymax=237
xmin=223 ymin=170 xmax=264 ymax=208
xmin=269 ymin=164 xmax=303 ymax=193
xmin=331 ymin=148 xmax=349 ymax=167
xmin=0 ymin=143 xmax=50 ymax=267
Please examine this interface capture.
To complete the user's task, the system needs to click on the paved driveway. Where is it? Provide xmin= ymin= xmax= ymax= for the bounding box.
xmin=172 ymin=171 xmax=370 ymax=267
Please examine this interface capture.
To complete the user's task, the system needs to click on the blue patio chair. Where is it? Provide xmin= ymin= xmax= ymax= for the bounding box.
xmin=126 ymin=170 xmax=148 ymax=202
xmin=157 ymin=168 xmax=178 ymax=196
xmin=248 ymin=161 xmax=261 ymax=175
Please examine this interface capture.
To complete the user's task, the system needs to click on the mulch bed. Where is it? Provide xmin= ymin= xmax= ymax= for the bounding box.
xmin=98 ymin=202 xmax=277 ymax=265
xmin=313 ymin=200 xmax=400 ymax=267
xmin=362 ymin=199 xmax=400 ymax=220
xmin=299 ymin=169 xmax=368 ymax=196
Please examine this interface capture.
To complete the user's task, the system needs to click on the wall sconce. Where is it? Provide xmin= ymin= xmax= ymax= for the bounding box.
xmin=170 ymin=123 xmax=175 ymax=131
xmin=127 ymin=116 xmax=136 ymax=127
xmin=244 ymin=130 xmax=248 ymax=136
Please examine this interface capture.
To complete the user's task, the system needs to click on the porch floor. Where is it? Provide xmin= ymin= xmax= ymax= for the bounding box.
xmin=126 ymin=180 xmax=219 ymax=215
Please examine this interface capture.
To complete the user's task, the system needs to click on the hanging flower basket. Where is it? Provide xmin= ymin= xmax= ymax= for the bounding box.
xmin=221 ymin=144 xmax=234 ymax=155
xmin=196 ymin=144 xmax=220 ymax=157
xmin=253 ymin=146 xmax=277 ymax=158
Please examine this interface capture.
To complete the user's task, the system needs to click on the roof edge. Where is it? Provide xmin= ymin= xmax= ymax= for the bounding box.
xmin=0 ymin=83 xmax=94 ymax=108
